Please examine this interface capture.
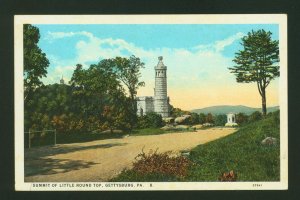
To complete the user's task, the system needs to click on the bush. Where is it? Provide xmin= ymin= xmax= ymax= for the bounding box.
xmin=137 ymin=112 xmax=163 ymax=128
xmin=249 ymin=111 xmax=262 ymax=122
xmin=236 ymin=112 xmax=248 ymax=125
xmin=127 ymin=149 xmax=192 ymax=179
xmin=187 ymin=113 xmax=200 ymax=125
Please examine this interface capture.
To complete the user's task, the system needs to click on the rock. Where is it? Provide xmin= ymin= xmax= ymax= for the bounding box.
xmin=175 ymin=115 xmax=191 ymax=124
xmin=160 ymin=125 xmax=176 ymax=131
xmin=101 ymin=129 xmax=123 ymax=134
xmin=180 ymin=149 xmax=190 ymax=157
xmin=261 ymin=137 xmax=277 ymax=145
xmin=176 ymin=125 xmax=189 ymax=129
xmin=192 ymin=124 xmax=203 ymax=129
xmin=203 ymin=123 xmax=214 ymax=127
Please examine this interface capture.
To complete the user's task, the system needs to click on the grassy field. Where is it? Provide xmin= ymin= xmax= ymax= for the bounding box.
xmin=112 ymin=111 xmax=280 ymax=182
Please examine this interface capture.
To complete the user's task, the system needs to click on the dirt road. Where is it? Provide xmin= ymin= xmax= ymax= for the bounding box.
xmin=25 ymin=128 xmax=236 ymax=182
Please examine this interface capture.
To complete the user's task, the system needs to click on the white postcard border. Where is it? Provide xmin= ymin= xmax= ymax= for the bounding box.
xmin=14 ymin=14 xmax=288 ymax=191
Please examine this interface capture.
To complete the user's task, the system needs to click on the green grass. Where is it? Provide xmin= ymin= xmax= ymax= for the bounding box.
xmin=111 ymin=112 xmax=280 ymax=182
xmin=186 ymin=113 xmax=280 ymax=181
xmin=128 ymin=128 xmax=166 ymax=136
xmin=129 ymin=127 xmax=196 ymax=136
xmin=26 ymin=132 xmax=124 ymax=148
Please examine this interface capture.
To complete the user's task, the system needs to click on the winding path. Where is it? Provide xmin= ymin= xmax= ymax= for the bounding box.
xmin=25 ymin=128 xmax=236 ymax=182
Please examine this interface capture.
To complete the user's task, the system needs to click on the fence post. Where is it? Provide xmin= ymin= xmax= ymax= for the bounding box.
xmin=54 ymin=129 xmax=56 ymax=146
xmin=28 ymin=130 xmax=31 ymax=149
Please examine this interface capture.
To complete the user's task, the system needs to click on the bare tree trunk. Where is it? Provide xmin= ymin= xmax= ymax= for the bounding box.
xmin=261 ymin=88 xmax=267 ymax=116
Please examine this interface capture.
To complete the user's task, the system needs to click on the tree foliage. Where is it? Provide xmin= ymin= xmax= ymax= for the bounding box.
xmin=249 ymin=111 xmax=263 ymax=122
xmin=24 ymin=24 xmax=49 ymax=101
xmin=114 ymin=56 xmax=145 ymax=126
xmin=198 ymin=113 xmax=206 ymax=124
xmin=229 ymin=29 xmax=279 ymax=116
xmin=205 ymin=113 xmax=214 ymax=124
xmin=25 ymin=55 xmax=145 ymax=134
xmin=213 ymin=114 xmax=227 ymax=126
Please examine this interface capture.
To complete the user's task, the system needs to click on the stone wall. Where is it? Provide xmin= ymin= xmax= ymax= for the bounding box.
xmin=136 ymin=96 xmax=154 ymax=116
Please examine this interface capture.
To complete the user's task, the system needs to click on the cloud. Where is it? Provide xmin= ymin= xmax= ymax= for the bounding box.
xmin=41 ymin=65 xmax=75 ymax=85
xmin=214 ymin=32 xmax=245 ymax=52
xmin=46 ymin=31 xmax=93 ymax=40
xmin=44 ymin=31 xmax=244 ymax=93
xmin=194 ymin=32 xmax=245 ymax=52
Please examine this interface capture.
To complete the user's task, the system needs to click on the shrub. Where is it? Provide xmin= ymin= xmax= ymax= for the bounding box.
xmin=218 ymin=170 xmax=237 ymax=181
xmin=131 ymin=149 xmax=193 ymax=178
xmin=249 ymin=111 xmax=262 ymax=122
xmin=137 ymin=112 xmax=163 ymax=128
xmin=236 ymin=112 xmax=248 ymax=125
xmin=187 ymin=113 xmax=200 ymax=125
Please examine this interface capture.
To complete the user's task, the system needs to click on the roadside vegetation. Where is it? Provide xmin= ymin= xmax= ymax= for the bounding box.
xmin=111 ymin=110 xmax=280 ymax=182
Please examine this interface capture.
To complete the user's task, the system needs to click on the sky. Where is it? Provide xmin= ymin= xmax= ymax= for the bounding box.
xmin=35 ymin=24 xmax=279 ymax=110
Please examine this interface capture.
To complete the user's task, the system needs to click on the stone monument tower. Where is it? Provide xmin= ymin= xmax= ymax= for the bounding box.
xmin=154 ymin=56 xmax=169 ymax=117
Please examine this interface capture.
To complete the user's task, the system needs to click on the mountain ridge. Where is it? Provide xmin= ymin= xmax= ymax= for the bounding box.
xmin=190 ymin=105 xmax=279 ymax=115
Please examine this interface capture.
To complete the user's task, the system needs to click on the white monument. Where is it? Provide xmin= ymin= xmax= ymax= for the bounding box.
xmin=225 ymin=113 xmax=238 ymax=126
xmin=136 ymin=56 xmax=170 ymax=118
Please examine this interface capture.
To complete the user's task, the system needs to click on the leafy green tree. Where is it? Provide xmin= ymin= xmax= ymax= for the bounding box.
xmin=70 ymin=59 xmax=132 ymax=131
xmin=24 ymin=24 xmax=49 ymax=101
xmin=114 ymin=56 xmax=145 ymax=117
xmin=199 ymin=113 xmax=206 ymax=124
xmin=188 ymin=113 xmax=200 ymax=125
xmin=213 ymin=114 xmax=227 ymax=126
xmin=205 ymin=113 xmax=214 ymax=124
xmin=229 ymin=29 xmax=279 ymax=116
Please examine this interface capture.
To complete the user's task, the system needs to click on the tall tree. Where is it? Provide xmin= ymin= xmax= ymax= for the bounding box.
xmin=229 ymin=29 xmax=279 ymax=116
xmin=24 ymin=24 xmax=49 ymax=101
xmin=114 ymin=56 xmax=145 ymax=127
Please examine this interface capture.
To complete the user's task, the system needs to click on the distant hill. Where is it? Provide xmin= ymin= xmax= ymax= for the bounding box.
xmin=191 ymin=105 xmax=279 ymax=115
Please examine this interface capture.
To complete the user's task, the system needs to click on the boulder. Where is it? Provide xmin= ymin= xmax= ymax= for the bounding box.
xmin=176 ymin=125 xmax=189 ymax=129
xmin=261 ymin=137 xmax=277 ymax=145
xmin=101 ymin=129 xmax=124 ymax=134
xmin=192 ymin=124 xmax=203 ymax=129
xmin=175 ymin=115 xmax=191 ymax=124
xmin=160 ymin=125 xmax=176 ymax=131
xmin=203 ymin=123 xmax=214 ymax=127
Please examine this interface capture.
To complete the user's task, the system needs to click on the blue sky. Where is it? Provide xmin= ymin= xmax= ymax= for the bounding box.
xmin=35 ymin=24 xmax=279 ymax=110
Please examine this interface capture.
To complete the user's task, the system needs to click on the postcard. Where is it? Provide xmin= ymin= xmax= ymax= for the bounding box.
xmin=15 ymin=14 xmax=288 ymax=190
